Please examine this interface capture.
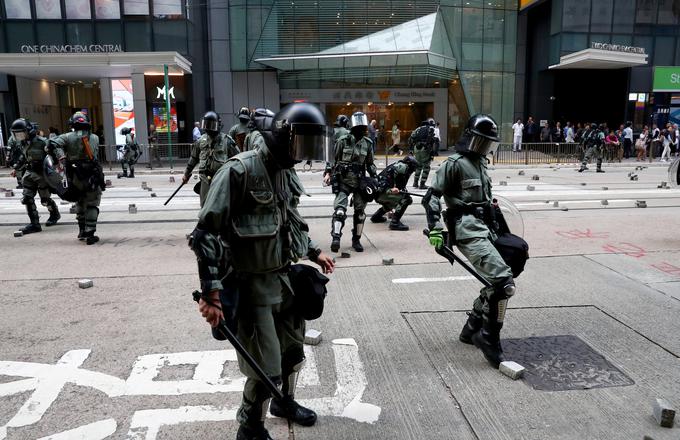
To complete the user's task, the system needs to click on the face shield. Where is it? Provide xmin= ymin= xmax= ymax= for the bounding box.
xmin=468 ymin=133 xmax=499 ymax=156
xmin=12 ymin=131 xmax=27 ymax=142
xmin=350 ymin=113 xmax=369 ymax=128
xmin=201 ymin=118 xmax=220 ymax=133
xmin=288 ymin=123 xmax=331 ymax=162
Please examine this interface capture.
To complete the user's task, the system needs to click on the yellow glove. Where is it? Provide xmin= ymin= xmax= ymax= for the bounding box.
xmin=428 ymin=229 xmax=444 ymax=249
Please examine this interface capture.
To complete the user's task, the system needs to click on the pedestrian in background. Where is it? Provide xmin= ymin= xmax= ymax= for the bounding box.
xmin=673 ymin=123 xmax=679 ymax=157
xmin=605 ymin=130 xmax=620 ymax=162
xmin=433 ymin=121 xmax=441 ymax=156
xmin=525 ymin=116 xmax=537 ymax=142
xmin=622 ymin=122 xmax=633 ymax=159
xmin=147 ymin=123 xmax=162 ymax=169
xmin=660 ymin=125 xmax=672 ymax=162
xmin=540 ymin=122 xmax=551 ymax=142
xmin=369 ymin=120 xmax=378 ymax=153
xmin=192 ymin=121 xmax=201 ymax=142
xmin=636 ymin=126 xmax=648 ymax=161
xmin=651 ymin=124 xmax=661 ymax=157
xmin=391 ymin=120 xmax=402 ymax=155
xmin=553 ymin=122 xmax=564 ymax=143
xmin=565 ymin=122 xmax=574 ymax=143
xmin=512 ymin=118 xmax=523 ymax=152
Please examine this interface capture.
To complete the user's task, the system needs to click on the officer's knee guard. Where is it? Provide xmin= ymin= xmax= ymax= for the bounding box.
xmin=21 ymin=195 xmax=32 ymax=206
xmin=353 ymin=212 xmax=366 ymax=237
xmin=489 ymin=278 xmax=515 ymax=324
xmin=281 ymin=346 xmax=306 ymax=397
xmin=40 ymin=197 xmax=51 ymax=207
xmin=332 ymin=208 xmax=346 ymax=236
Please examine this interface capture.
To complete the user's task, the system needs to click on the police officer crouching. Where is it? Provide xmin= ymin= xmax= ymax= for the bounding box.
xmin=183 ymin=111 xmax=240 ymax=206
xmin=190 ymin=102 xmax=335 ymax=440
xmin=11 ymin=118 xmax=60 ymax=234
xmin=423 ymin=114 xmax=517 ymax=367
xmin=370 ymin=155 xmax=418 ymax=231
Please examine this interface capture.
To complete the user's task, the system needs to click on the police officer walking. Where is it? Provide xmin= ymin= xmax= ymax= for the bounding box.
xmin=10 ymin=118 xmax=60 ymax=234
xmin=117 ymin=127 xmax=140 ymax=178
xmin=190 ymin=102 xmax=335 ymax=440
xmin=332 ymin=114 xmax=349 ymax=144
xmin=578 ymin=123 xmax=606 ymax=173
xmin=7 ymin=130 xmax=26 ymax=189
xmin=243 ymin=108 xmax=275 ymax=152
xmin=182 ymin=111 xmax=240 ymax=206
xmin=370 ymin=155 xmax=418 ymax=231
xmin=228 ymin=106 xmax=252 ymax=151
xmin=323 ymin=112 xmax=377 ymax=253
xmin=409 ymin=118 xmax=436 ymax=189
xmin=50 ymin=112 xmax=105 ymax=244
xmin=423 ymin=114 xmax=517 ymax=367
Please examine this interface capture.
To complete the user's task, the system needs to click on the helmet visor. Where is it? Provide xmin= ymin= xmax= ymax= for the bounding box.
xmin=350 ymin=113 xmax=369 ymax=128
xmin=12 ymin=131 xmax=27 ymax=141
xmin=289 ymin=123 xmax=331 ymax=162
xmin=201 ymin=118 xmax=219 ymax=132
xmin=469 ymin=134 xmax=499 ymax=156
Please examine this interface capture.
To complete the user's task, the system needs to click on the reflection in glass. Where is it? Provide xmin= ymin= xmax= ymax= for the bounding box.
xmin=123 ymin=0 xmax=148 ymax=15
xmin=65 ymin=0 xmax=91 ymax=19
xmin=612 ymin=0 xmax=635 ymax=32
xmin=589 ymin=0 xmax=612 ymax=33
xmin=153 ymin=0 xmax=182 ymax=18
xmin=657 ymin=0 xmax=680 ymax=24
xmin=5 ymin=0 xmax=31 ymax=18
xmin=95 ymin=0 xmax=120 ymax=18
xmin=635 ymin=0 xmax=658 ymax=24
xmin=36 ymin=0 xmax=62 ymax=19
xmin=562 ymin=0 xmax=590 ymax=32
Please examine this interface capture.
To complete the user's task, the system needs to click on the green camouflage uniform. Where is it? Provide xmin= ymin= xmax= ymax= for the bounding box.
xmin=580 ymin=129 xmax=606 ymax=171
xmin=373 ymin=161 xmax=414 ymax=220
xmin=119 ymin=133 xmax=139 ymax=176
xmin=243 ymin=130 xmax=263 ymax=152
xmin=51 ymin=132 xmax=102 ymax=236
xmin=329 ymin=132 xmax=377 ymax=242
xmin=192 ymin=138 xmax=321 ymax=430
xmin=409 ymin=125 xmax=435 ymax=187
xmin=332 ymin=126 xmax=349 ymax=144
xmin=7 ymin=135 xmax=26 ymax=187
xmin=423 ymin=152 xmax=513 ymax=329
xmin=20 ymin=135 xmax=59 ymax=227
xmin=183 ymin=132 xmax=240 ymax=206
xmin=228 ymin=121 xmax=250 ymax=151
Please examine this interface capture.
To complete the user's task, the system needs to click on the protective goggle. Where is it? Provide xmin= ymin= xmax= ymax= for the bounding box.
xmin=201 ymin=118 xmax=220 ymax=132
xmin=469 ymin=134 xmax=499 ymax=156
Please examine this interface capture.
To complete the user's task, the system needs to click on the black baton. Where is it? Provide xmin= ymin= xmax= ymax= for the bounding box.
xmin=400 ymin=190 xmax=425 ymax=198
xmin=164 ymin=181 xmax=186 ymax=206
xmin=423 ymin=229 xmax=493 ymax=288
xmin=191 ymin=290 xmax=284 ymax=400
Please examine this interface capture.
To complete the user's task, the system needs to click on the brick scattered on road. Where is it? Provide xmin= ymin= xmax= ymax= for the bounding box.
xmin=499 ymin=361 xmax=525 ymax=380
xmin=13 ymin=231 xmax=23 ymax=237
xmin=382 ymin=258 xmax=394 ymax=265
xmin=652 ymin=398 xmax=675 ymax=428
xmin=78 ymin=279 xmax=94 ymax=289
xmin=304 ymin=329 xmax=322 ymax=345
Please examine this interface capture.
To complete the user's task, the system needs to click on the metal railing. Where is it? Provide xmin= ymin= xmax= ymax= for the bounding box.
xmin=99 ymin=143 xmax=194 ymax=170
xmin=492 ymin=143 xmax=582 ymax=165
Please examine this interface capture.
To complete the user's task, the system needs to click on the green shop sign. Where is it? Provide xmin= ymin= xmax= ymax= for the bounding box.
xmin=653 ymin=67 xmax=680 ymax=92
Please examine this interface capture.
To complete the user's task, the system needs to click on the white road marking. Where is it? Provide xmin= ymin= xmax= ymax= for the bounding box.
xmin=392 ymin=276 xmax=476 ymax=284
xmin=126 ymin=406 xmax=238 ymax=440
xmin=36 ymin=419 xmax=117 ymax=440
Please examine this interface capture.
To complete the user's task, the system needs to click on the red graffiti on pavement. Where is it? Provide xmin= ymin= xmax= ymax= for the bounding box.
xmin=602 ymin=242 xmax=647 ymax=259
xmin=555 ymin=229 xmax=610 ymax=240
xmin=650 ymin=262 xmax=680 ymax=277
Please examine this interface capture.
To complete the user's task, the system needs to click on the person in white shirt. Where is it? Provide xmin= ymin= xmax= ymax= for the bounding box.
xmin=673 ymin=124 xmax=679 ymax=157
xmin=512 ymin=118 xmax=524 ymax=152
xmin=565 ymin=122 xmax=575 ymax=143
xmin=192 ymin=122 xmax=201 ymax=142
xmin=622 ymin=122 xmax=633 ymax=159
xmin=433 ymin=122 xmax=441 ymax=155
xmin=660 ymin=125 xmax=672 ymax=162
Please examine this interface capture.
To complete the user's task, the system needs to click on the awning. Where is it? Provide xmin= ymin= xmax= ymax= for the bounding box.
xmin=549 ymin=48 xmax=648 ymax=70
xmin=0 ymin=51 xmax=192 ymax=80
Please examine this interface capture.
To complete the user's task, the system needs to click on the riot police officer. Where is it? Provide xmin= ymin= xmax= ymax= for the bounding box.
xmin=50 ymin=112 xmax=105 ymax=244
xmin=7 ymin=131 xmax=26 ymax=189
xmin=323 ymin=112 xmax=377 ymax=253
xmin=10 ymin=118 xmax=60 ymax=234
xmin=190 ymin=102 xmax=335 ymax=440
xmin=228 ymin=106 xmax=252 ymax=151
xmin=370 ymin=155 xmax=418 ymax=231
xmin=243 ymin=108 xmax=275 ymax=152
xmin=182 ymin=111 xmax=240 ymax=206
xmin=332 ymin=114 xmax=349 ymax=144
xmin=578 ymin=123 xmax=606 ymax=173
xmin=409 ymin=118 xmax=436 ymax=189
xmin=423 ymin=114 xmax=516 ymax=367
xmin=117 ymin=127 xmax=140 ymax=178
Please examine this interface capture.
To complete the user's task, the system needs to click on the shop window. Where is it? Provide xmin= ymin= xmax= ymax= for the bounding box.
xmin=612 ymin=0 xmax=635 ymax=33
xmin=153 ymin=0 xmax=182 ymax=18
xmin=96 ymin=22 xmax=122 ymax=45
xmin=561 ymin=0 xmax=590 ymax=33
xmin=123 ymin=0 xmax=148 ymax=15
xmin=95 ymin=0 xmax=120 ymax=19
xmin=4 ymin=0 xmax=31 ymax=18
xmin=654 ymin=36 xmax=675 ymax=65
xmin=635 ymin=0 xmax=658 ymax=24
xmin=5 ymin=22 xmax=34 ymax=50
xmin=589 ymin=0 xmax=612 ymax=33
xmin=657 ymin=0 xmax=680 ymax=25
xmin=560 ymin=33 xmax=587 ymax=54
xmin=66 ymin=22 xmax=94 ymax=45
xmin=35 ymin=0 xmax=62 ymax=19
xmin=153 ymin=21 xmax=187 ymax=52
xmin=124 ymin=21 xmax=152 ymax=51
xmin=37 ymin=22 xmax=64 ymax=45
xmin=65 ymin=0 xmax=91 ymax=19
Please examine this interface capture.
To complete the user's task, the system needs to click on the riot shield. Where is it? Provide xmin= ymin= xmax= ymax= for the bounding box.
xmin=492 ymin=195 xmax=524 ymax=238
xmin=668 ymin=158 xmax=680 ymax=188
xmin=43 ymin=155 xmax=68 ymax=197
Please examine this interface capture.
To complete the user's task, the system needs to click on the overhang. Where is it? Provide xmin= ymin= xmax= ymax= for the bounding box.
xmin=0 ymin=51 xmax=192 ymax=80
xmin=549 ymin=48 xmax=648 ymax=70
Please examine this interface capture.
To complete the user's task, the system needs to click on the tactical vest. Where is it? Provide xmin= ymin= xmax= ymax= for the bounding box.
xmin=198 ymin=133 xmax=233 ymax=175
xmin=60 ymin=132 xmax=99 ymax=161
xmin=228 ymin=150 xmax=308 ymax=274
xmin=23 ymin=136 xmax=47 ymax=162
xmin=338 ymin=134 xmax=372 ymax=166
xmin=447 ymin=153 xmax=492 ymax=205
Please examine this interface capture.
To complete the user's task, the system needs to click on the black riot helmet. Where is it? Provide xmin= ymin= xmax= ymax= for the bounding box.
xmin=237 ymin=106 xmax=251 ymax=123
xmin=335 ymin=114 xmax=350 ymax=128
xmin=251 ymin=108 xmax=276 ymax=132
xmin=422 ymin=118 xmax=435 ymax=127
xmin=458 ymin=114 xmax=500 ymax=156
xmin=201 ymin=111 xmax=222 ymax=136
xmin=69 ymin=111 xmax=91 ymax=132
xmin=401 ymin=155 xmax=418 ymax=173
xmin=349 ymin=112 xmax=368 ymax=138
xmin=121 ymin=126 xmax=132 ymax=135
xmin=10 ymin=118 xmax=36 ymax=142
xmin=265 ymin=102 xmax=330 ymax=168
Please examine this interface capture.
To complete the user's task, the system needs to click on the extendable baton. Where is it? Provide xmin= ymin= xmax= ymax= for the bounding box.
xmin=423 ymin=229 xmax=492 ymax=288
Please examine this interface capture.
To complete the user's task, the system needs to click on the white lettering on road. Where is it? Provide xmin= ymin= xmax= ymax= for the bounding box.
xmin=35 ymin=419 xmax=117 ymax=440
xmin=392 ymin=276 xmax=476 ymax=284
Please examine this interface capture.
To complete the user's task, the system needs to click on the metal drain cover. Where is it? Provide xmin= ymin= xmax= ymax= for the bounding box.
xmin=503 ymin=335 xmax=634 ymax=391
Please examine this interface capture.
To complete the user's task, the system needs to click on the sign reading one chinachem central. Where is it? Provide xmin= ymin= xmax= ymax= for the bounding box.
xmin=20 ymin=44 xmax=123 ymax=54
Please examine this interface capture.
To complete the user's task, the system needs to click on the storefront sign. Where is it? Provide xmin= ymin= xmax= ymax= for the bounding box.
xmin=281 ymin=88 xmax=445 ymax=103
xmin=653 ymin=66 xmax=680 ymax=92
xmin=20 ymin=44 xmax=122 ymax=54
xmin=155 ymin=86 xmax=175 ymax=101
xmin=590 ymin=42 xmax=645 ymax=54
xmin=111 ymin=79 xmax=134 ymax=145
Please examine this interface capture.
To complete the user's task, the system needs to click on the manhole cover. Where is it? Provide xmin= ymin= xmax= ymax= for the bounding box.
xmin=503 ymin=335 xmax=634 ymax=391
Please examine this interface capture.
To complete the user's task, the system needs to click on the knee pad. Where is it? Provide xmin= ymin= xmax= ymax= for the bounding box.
xmin=21 ymin=196 xmax=32 ymax=205
xmin=40 ymin=198 xmax=50 ymax=207
xmin=493 ymin=277 xmax=516 ymax=299
xmin=333 ymin=208 xmax=346 ymax=221
xmin=354 ymin=212 xmax=366 ymax=223
xmin=282 ymin=346 xmax=306 ymax=372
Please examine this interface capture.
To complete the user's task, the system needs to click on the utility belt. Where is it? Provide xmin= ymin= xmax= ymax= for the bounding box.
xmin=444 ymin=202 xmax=497 ymax=239
xmin=66 ymin=159 xmax=105 ymax=191
xmin=335 ymin=162 xmax=366 ymax=176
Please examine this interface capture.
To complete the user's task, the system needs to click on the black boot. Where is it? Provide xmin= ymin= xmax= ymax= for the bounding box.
xmin=351 ymin=235 xmax=364 ymax=252
xmin=472 ymin=327 xmax=504 ymax=368
xmin=596 ymin=168 xmax=605 ymax=173
xmin=330 ymin=235 xmax=341 ymax=252
xmin=21 ymin=223 xmax=42 ymax=234
xmin=370 ymin=208 xmax=387 ymax=223
xmin=419 ymin=183 xmax=428 ymax=190
xmin=459 ymin=312 xmax=483 ymax=345
xmin=21 ymin=205 xmax=42 ymax=234
xmin=128 ymin=167 xmax=135 ymax=178
xmin=82 ymin=230 xmax=100 ymax=245
xmin=78 ymin=222 xmax=86 ymax=240
xmin=270 ymin=396 xmax=317 ymax=427
xmin=389 ymin=218 xmax=409 ymax=231
xmin=236 ymin=423 xmax=273 ymax=440
xmin=45 ymin=206 xmax=61 ymax=227
xmin=578 ymin=165 xmax=587 ymax=172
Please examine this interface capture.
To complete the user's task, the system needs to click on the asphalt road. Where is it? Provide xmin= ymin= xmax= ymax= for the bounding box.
xmin=1 ymin=159 xmax=679 ymax=439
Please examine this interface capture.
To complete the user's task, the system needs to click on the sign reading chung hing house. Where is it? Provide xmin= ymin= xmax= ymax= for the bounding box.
xmin=653 ymin=66 xmax=680 ymax=92
xmin=20 ymin=44 xmax=123 ymax=54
